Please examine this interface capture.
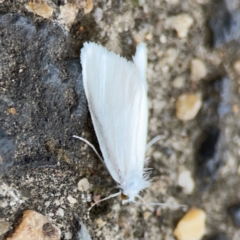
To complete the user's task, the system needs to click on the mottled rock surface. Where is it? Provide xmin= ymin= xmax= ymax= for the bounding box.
xmin=1 ymin=1 xmax=240 ymax=240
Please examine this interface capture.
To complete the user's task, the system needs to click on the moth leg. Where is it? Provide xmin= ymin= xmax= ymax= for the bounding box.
xmin=88 ymin=191 xmax=121 ymax=212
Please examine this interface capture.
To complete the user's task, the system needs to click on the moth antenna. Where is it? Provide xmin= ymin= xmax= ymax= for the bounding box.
xmin=88 ymin=191 xmax=121 ymax=212
xmin=73 ymin=135 xmax=104 ymax=163
xmin=136 ymin=194 xmax=154 ymax=212
xmin=146 ymin=135 xmax=164 ymax=151
xmin=136 ymin=194 xmax=186 ymax=209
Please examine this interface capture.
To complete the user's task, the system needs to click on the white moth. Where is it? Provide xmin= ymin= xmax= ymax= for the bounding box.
xmin=74 ymin=42 xmax=162 ymax=209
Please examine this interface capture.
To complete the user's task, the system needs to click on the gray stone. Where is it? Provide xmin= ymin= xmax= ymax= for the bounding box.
xmin=0 ymin=13 xmax=88 ymax=172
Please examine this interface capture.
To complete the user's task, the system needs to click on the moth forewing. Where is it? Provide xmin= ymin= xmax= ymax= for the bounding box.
xmin=80 ymin=42 xmax=149 ymax=204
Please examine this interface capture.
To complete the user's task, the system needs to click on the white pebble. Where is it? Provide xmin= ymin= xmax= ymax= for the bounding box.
xmin=165 ymin=0 xmax=179 ymax=4
xmin=9 ymin=201 xmax=16 ymax=206
xmin=54 ymin=199 xmax=61 ymax=206
xmin=44 ymin=201 xmax=51 ymax=207
xmin=0 ymin=201 xmax=8 ymax=208
xmin=233 ymin=60 xmax=240 ymax=75
xmin=172 ymin=75 xmax=186 ymax=88
xmin=195 ymin=0 xmax=209 ymax=4
xmin=58 ymin=3 xmax=78 ymax=25
xmin=67 ymin=195 xmax=77 ymax=204
xmin=159 ymin=34 xmax=167 ymax=43
xmin=95 ymin=218 xmax=107 ymax=228
xmin=138 ymin=0 xmax=145 ymax=6
xmin=0 ymin=221 xmax=10 ymax=235
xmin=178 ymin=169 xmax=195 ymax=194
xmin=65 ymin=231 xmax=73 ymax=240
xmin=77 ymin=178 xmax=90 ymax=191
xmin=190 ymin=58 xmax=207 ymax=82
xmin=87 ymin=194 xmax=92 ymax=202
xmin=56 ymin=208 xmax=64 ymax=217
xmin=176 ymin=93 xmax=202 ymax=121
xmin=165 ymin=14 xmax=194 ymax=38
xmin=160 ymin=48 xmax=178 ymax=66
xmin=93 ymin=8 xmax=103 ymax=22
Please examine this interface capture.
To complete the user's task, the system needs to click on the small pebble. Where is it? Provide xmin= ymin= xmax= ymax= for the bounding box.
xmin=176 ymin=93 xmax=202 ymax=121
xmin=45 ymin=201 xmax=51 ymax=207
xmin=195 ymin=0 xmax=209 ymax=4
xmin=237 ymin=165 xmax=240 ymax=175
xmin=77 ymin=178 xmax=90 ymax=191
xmin=165 ymin=0 xmax=179 ymax=4
xmin=56 ymin=208 xmax=64 ymax=217
xmin=143 ymin=211 xmax=151 ymax=220
xmin=172 ymin=75 xmax=186 ymax=88
xmin=165 ymin=14 xmax=194 ymax=38
xmin=144 ymin=32 xmax=152 ymax=41
xmin=229 ymin=204 xmax=240 ymax=227
xmin=54 ymin=199 xmax=61 ymax=206
xmin=26 ymin=2 xmax=53 ymax=18
xmin=95 ymin=218 xmax=107 ymax=228
xmin=233 ymin=60 xmax=240 ymax=75
xmin=178 ymin=168 xmax=195 ymax=194
xmin=160 ymin=48 xmax=178 ymax=66
xmin=9 ymin=201 xmax=16 ymax=206
xmin=64 ymin=232 xmax=73 ymax=240
xmin=8 ymin=107 xmax=16 ymax=114
xmin=174 ymin=208 xmax=207 ymax=240
xmin=232 ymin=104 xmax=239 ymax=114
xmin=6 ymin=210 xmax=61 ymax=240
xmin=191 ymin=58 xmax=207 ymax=82
xmin=93 ymin=8 xmax=103 ymax=22
xmin=138 ymin=0 xmax=145 ymax=6
xmin=84 ymin=0 xmax=93 ymax=14
xmin=0 ymin=221 xmax=10 ymax=235
xmin=159 ymin=34 xmax=167 ymax=43
xmin=76 ymin=219 xmax=92 ymax=240
xmin=0 ymin=200 xmax=8 ymax=208
xmin=67 ymin=195 xmax=77 ymax=205
xmin=58 ymin=3 xmax=78 ymax=25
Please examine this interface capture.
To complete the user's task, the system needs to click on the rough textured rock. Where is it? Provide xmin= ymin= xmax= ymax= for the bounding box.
xmin=25 ymin=2 xmax=53 ymax=18
xmin=6 ymin=210 xmax=61 ymax=240
xmin=0 ymin=13 xmax=87 ymax=173
xmin=190 ymin=58 xmax=208 ymax=82
xmin=1 ymin=1 xmax=240 ymax=240
xmin=175 ymin=93 xmax=202 ymax=121
xmin=165 ymin=13 xmax=194 ymax=38
xmin=209 ymin=0 xmax=240 ymax=46
xmin=229 ymin=203 xmax=240 ymax=227
xmin=174 ymin=208 xmax=207 ymax=240
xmin=195 ymin=126 xmax=221 ymax=189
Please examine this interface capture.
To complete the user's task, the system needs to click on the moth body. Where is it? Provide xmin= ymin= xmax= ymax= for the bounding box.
xmin=80 ymin=42 xmax=149 ymax=204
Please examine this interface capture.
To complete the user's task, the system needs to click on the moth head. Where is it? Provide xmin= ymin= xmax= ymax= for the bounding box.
xmin=121 ymin=174 xmax=150 ymax=204
xmin=121 ymin=192 xmax=137 ymax=204
xmin=121 ymin=193 xmax=129 ymax=204
xmin=121 ymin=192 xmax=139 ymax=204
